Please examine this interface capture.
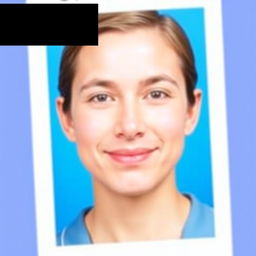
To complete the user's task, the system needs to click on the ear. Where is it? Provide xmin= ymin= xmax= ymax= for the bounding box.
xmin=184 ymin=89 xmax=202 ymax=135
xmin=56 ymin=97 xmax=76 ymax=142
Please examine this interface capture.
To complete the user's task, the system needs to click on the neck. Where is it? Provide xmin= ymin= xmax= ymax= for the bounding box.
xmin=85 ymin=171 xmax=190 ymax=243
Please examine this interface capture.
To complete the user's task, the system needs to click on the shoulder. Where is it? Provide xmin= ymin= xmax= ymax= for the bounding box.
xmin=57 ymin=208 xmax=93 ymax=246
xmin=182 ymin=194 xmax=214 ymax=238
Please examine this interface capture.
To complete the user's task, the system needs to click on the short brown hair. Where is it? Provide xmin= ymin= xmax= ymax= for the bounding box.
xmin=59 ymin=11 xmax=197 ymax=112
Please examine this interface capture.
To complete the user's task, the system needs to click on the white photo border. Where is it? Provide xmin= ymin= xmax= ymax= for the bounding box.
xmin=27 ymin=0 xmax=232 ymax=255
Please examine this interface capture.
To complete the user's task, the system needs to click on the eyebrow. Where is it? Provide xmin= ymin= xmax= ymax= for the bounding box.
xmin=79 ymin=79 xmax=115 ymax=94
xmin=142 ymin=74 xmax=178 ymax=87
xmin=79 ymin=74 xmax=178 ymax=94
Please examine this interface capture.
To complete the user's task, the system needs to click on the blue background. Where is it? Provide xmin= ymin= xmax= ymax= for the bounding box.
xmin=0 ymin=0 xmax=255 ymax=255
xmin=47 ymin=8 xmax=213 ymax=233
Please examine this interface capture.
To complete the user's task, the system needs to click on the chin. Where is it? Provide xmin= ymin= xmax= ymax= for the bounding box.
xmin=110 ymin=176 xmax=158 ymax=197
xmin=114 ymin=187 xmax=153 ymax=197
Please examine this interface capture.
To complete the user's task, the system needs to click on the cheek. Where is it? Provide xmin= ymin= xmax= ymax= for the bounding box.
xmin=147 ymin=105 xmax=187 ymax=169
xmin=72 ymin=109 xmax=113 ymax=147
xmin=146 ymin=104 xmax=187 ymax=138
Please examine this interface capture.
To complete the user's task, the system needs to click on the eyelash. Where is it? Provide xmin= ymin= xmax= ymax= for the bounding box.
xmin=88 ymin=93 xmax=113 ymax=103
xmin=88 ymin=90 xmax=170 ymax=104
xmin=145 ymin=90 xmax=170 ymax=100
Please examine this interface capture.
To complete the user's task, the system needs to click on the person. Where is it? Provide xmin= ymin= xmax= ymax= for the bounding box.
xmin=56 ymin=10 xmax=214 ymax=246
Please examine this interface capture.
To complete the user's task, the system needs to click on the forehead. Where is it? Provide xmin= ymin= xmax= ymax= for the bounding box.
xmin=80 ymin=28 xmax=178 ymax=60
xmin=72 ymin=28 xmax=183 ymax=85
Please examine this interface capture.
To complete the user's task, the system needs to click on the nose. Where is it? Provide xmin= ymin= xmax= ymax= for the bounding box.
xmin=114 ymin=100 xmax=146 ymax=141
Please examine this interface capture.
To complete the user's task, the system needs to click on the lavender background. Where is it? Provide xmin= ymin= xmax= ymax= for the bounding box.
xmin=0 ymin=0 xmax=255 ymax=255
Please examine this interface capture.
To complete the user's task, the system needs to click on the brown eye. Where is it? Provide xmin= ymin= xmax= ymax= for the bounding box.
xmin=148 ymin=90 xmax=168 ymax=99
xmin=90 ymin=94 xmax=111 ymax=103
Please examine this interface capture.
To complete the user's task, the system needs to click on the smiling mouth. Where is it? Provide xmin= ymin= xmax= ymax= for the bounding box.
xmin=104 ymin=148 xmax=158 ymax=165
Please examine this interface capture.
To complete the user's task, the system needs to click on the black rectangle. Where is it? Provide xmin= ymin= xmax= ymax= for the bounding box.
xmin=0 ymin=4 xmax=98 ymax=45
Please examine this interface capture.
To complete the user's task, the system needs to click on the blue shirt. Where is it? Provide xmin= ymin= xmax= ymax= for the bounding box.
xmin=57 ymin=194 xmax=214 ymax=245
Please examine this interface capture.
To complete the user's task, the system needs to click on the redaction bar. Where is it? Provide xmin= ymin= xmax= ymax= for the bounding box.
xmin=0 ymin=4 xmax=98 ymax=45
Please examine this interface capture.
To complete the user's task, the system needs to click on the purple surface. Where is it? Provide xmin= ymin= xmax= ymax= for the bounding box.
xmin=0 ymin=4 xmax=37 ymax=255
xmin=0 ymin=46 xmax=37 ymax=255
xmin=222 ymin=0 xmax=256 ymax=255
xmin=0 ymin=0 xmax=255 ymax=255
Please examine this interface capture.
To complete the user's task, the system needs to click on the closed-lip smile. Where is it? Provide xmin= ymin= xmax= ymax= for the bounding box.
xmin=104 ymin=147 xmax=158 ymax=165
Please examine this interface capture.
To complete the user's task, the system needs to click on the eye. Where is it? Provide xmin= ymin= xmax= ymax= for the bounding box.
xmin=147 ymin=90 xmax=169 ymax=100
xmin=89 ymin=93 xmax=113 ymax=103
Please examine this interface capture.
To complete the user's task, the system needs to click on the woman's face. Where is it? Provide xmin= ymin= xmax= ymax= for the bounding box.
xmin=57 ymin=28 xmax=201 ymax=196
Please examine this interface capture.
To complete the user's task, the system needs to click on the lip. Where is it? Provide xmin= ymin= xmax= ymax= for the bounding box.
xmin=105 ymin=147 xmax=157 ymax=165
